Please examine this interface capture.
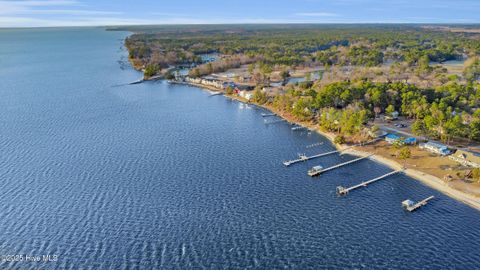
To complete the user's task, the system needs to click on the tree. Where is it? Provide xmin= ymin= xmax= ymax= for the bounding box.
xmin=252 ymin=89 xmax=268 ymax=104
xmin=225 ymin=86 xmax=234 ymax=95
xmin=248 ymin=64 xmax=255 ymax=75
xmin=280 ymin=70 xmax=290 ymax=81
xmin=399 ymin=146 xmax=411 ymax=168
xmin=370 ymin=125 xmax=380 ymax=137
xmin=292 ymin=98 xmax=313 ymax=121
xmin=144 ymin=64 xmax=159 ymax=79
xmin=411 ymin=120 xmax=427 ymax=137
xmin=190 ymin=68 xmax=201 ymax=78
xmin=386 ymin=104 xmax=396 ymax=115
xmin=305 ymin=72 xmax=312 ymax=82
xmin=418 ymin=55 xmax=431 ymax=72
xmin=259 ymin=62 xmax=273 ymax=83
xmin=472 ymin=168 xmax=480 ymax=183
xmin=164 ymin=71 xmax=175 ymax=80
xmin=206 ymin=63 xmax=214 ymax=74
xmin=469 ymin=118 xmax=480 ymax=142
xmin=392 ymin=137 xmax=405 ymax=156
xmin=334 ymin=135 xmax=346 ymax=144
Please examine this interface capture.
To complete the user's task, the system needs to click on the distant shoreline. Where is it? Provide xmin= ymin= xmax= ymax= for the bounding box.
xmin=167 ymin=79 xmax=480 ymax=211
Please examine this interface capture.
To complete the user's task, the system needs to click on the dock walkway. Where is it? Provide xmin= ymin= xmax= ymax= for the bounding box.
xmin=283 ymin=138 xmax=382 ymax=167
xmin=265 ymin=119 xmax=287 ymax=125
xmin=292 ymin=126 xmax=306 ymax=131
xmin=283 ymin=149 xmax=345 ymax=166
xmin=318 ymin=155 xmax=373 ymax=175
xmin=337 ymin=170 xmax=401 ymax=195
xmin=403 ymin=196 xmax=435 ymax=212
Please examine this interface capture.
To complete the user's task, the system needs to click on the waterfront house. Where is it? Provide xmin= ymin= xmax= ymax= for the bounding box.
xmin=385 ymin=111 xmax=399 ymax=121
xmin=223 ymin=82 xmax=236 ymax=90
xmin=186 ymin=77 xmax=202 ymax=84
xmin=403 ymin=137 xmax=417 ymax=145
xmin=419 ymin=141 xmax=452 ymax=156
xmin=385 ymin=134 xmax=401 ymax=144
xmin=449 ymin=149 xmax=480 ymax=168
xmin=385 ymin=134 xmax=417 ymax=145
xmin=239 ymin=90 xmax=253 ymax=101
xmin=235 ymin=85 xmax=254 ymax=91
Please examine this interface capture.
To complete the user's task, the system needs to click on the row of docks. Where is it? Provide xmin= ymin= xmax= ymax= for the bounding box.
xmin=261 ymin=111 xmax=435 ymax=212
xmin=282 ymin=145 xmax=434 ymax=212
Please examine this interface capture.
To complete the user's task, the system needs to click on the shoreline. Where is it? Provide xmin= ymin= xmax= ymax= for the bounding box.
xmin=166 ymin=80 xmax=480 ymax=211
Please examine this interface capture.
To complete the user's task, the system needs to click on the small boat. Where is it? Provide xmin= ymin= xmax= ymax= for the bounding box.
xmin=308 ymin=165 xmax=323 ymax=177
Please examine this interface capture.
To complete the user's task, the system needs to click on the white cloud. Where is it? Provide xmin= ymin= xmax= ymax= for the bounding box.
xmin=0 ymin=0 xmax=129 ymax=27
xmin=294 ymin=12 xmax=338 ymax=17
xmin=8 ymin=9 xmax=122 ymax=15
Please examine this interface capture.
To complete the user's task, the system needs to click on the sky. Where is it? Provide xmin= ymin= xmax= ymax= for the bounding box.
xmin=1 ymin=0 xmax=480 ymax=28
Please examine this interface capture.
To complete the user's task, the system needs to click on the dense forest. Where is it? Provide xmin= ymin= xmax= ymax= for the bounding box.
xmin=117 ymin=24 xmax=480 ymax=143
xmin=266 ymin=80 xmax=480 ymax=143
xmin=123 ymin=25 xmax=479 ymax=72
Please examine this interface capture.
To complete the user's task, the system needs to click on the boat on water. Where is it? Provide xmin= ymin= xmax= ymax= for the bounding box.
xmin=308 ymin=165 xmax=324 ymax=177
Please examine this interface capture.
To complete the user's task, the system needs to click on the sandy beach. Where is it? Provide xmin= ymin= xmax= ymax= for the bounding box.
xmin=348 ymin=149 xmax=480 ymax=211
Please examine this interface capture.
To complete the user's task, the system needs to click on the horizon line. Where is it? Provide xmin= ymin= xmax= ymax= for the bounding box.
xmin=2 ymin=22 xmax=480 ymax=30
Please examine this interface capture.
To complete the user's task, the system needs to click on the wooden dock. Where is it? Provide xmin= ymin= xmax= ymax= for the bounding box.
xmin=283 ymin=137 xmax=382 ymax=167
xmin=292 ymin=126 xmax=306 ymax=131
xmin=336 ymin=170 xmax=401 ymax=196
xmin=306 ymin=142 xmax=324 ymax=149
xmin=283 ymin=149 xmax=347 ymax=166
xmin=310 ymin=155 xmax=373 ymax=176
xmin=402 ymin=196 xmax=435 ymax=212
xmin=265 ymin=119 xmax=287 ymax=125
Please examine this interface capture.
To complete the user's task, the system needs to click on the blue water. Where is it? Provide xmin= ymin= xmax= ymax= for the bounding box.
xmin=0 ymin=28 xmax=479 ymax=270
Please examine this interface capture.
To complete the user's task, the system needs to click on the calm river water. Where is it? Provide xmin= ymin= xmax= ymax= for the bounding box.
xmin=0 ymin=28 xmax=479 ymax=269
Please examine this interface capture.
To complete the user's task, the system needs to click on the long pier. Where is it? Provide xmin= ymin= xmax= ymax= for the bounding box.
xmin=209 ymin=92 xmax=223 ymax=97
xmin=283 ymin=149 xmax=347 ymax=166
xmin=306 ymin=142 xmax=324 ymax=149
xmin=402 ymin=196 xmax=435 ymax=212
xmin=282 ymin=133 xmax=383 ymax=167
xmin=316 ymin=155 xmax=373 ymax=175
xmin=265 ymin=119 xmax=287 ymax=125
xmin=336 ymin=170 xmax=401 ymax=196
xmin=292 ymin=126 xmax=306 ymax=131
